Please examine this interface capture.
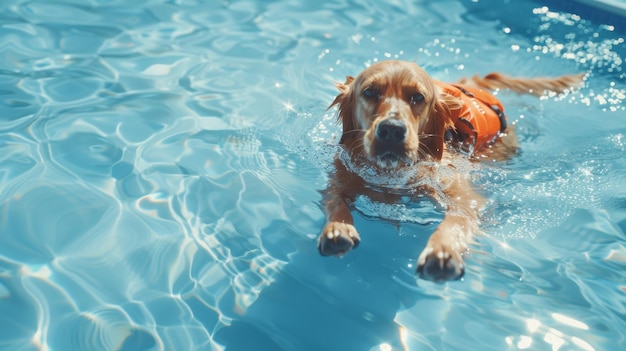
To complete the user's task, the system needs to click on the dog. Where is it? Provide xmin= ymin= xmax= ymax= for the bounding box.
xmin=317 ymin=60 xmax=583 ymax=281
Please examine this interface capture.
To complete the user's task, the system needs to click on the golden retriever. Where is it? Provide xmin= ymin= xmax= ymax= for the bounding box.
xmin=317 ymin=60 xmax=583 ymax=281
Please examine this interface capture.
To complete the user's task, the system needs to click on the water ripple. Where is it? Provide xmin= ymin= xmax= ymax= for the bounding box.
xmin=1 ymin=1 xmax=625 ymax=350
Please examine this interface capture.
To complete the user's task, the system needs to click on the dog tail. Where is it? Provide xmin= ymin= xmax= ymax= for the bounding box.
xmin=460 ymin=72 xmax=585 ymax=97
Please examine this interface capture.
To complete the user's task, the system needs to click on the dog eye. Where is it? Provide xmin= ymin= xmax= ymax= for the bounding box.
xmin=363 ymin=88 xmax=380 ymax=99
xmin=410 ymin=93 xmax=425 ymax=105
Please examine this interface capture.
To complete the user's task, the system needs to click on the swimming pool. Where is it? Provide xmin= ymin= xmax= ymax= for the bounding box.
xmin=0 ymin=0 xmax=624 ymax=350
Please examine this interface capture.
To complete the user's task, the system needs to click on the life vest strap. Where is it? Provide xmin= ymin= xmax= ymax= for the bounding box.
xmin=451 ymin=84 xmax=475 ymax=98
xmin=491 ymin=104 xmax=507 ymax=133
xmin=444 ymin=118 xmax=477 ymax=156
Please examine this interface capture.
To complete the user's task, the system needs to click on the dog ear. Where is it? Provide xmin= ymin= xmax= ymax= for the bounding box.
xmin=328 ymin=76 xmax=354 ymax=109
xmin=328 ymin=76 xmax=359 ymax=144
xmin=419 ymin=91 xmax=460 ymax=160
xmin=438 ymin=91 xmax=464 ymax=111
xmin=338 ymin=75 xmax=355 ymax=90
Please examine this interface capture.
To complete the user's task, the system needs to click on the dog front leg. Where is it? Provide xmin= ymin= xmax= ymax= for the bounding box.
xmin=317 ymin=195 xmax=360 ymax=257
xmin=417 ymin=175 xmax=484 ymax=281
xmin=317 ymin=160 xmax=362 ymax=257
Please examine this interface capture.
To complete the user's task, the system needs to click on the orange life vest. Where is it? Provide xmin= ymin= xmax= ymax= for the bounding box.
xmin=435 ymin=81 xmax=507 ymax=154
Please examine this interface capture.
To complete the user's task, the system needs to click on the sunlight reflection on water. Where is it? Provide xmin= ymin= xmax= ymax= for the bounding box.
xmin=0 ymin=1 xmax=625 ymax=350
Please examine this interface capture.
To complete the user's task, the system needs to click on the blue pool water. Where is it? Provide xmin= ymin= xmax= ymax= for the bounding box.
xmin=1 ymin=1 xmax=625 ymax=350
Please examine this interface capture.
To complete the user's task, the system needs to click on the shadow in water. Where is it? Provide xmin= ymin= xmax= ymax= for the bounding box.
xmin=214 ymin=215 xmax=441 ymax=351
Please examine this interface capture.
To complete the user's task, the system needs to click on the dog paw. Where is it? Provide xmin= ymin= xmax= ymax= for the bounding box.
xmin=416 ymin=245 xmax=465 ymax=282
xmin=317 ymin=222 xmax=360 ymax=257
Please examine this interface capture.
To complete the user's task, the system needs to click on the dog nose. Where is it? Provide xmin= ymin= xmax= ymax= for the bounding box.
xmin=376 ymin=119 xmax=406 ymax=144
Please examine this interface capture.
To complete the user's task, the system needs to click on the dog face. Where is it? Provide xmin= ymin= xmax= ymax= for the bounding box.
xmin=331 ymin=60 xmax=457 ymax=168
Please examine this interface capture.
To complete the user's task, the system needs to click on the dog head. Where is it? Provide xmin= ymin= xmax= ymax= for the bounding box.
xmin=330 ymin=60 xmax=461 ymax=168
